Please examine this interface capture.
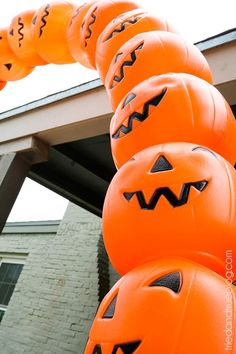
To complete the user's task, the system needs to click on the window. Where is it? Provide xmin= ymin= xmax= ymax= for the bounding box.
xmin=0 ymin=308 xmax=5 ymax=322
xmin=0 ymin=256 xmax=25 ymax=323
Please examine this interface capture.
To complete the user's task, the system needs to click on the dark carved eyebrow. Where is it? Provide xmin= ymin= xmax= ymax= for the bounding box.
xmin=192 ymin=146 xmax=218 ymax=157
xmin=114 ymin=52 xmax=123 ymax=63
xmin=150 ymin=155 xmax=173 ymax=173
xmin=102 ymin=294 xmax=118 ymax=319
xmin=32 ymin=16 xmax=37 ymax=25
xmin=123 ymin=92 xmax=136 ymax=108
xmin=149 ymin=272 xmax=182 ymax=293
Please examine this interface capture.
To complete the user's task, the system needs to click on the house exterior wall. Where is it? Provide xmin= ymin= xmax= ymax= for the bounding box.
xmin=0 ymin=203 xmax=118 ymax=354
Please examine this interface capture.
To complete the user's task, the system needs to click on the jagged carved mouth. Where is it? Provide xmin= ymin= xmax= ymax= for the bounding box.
xmin=84 ymin=6 xmax=98 ymax=47
xmin=112 ymin=88 xmax=167 ymax=139
xmin=110 ymin=42 xmax=144 ymax=89
xmin=92 ymin=341 xmax=141 ymax=353
xmin=39 ymin=4 xmax=50 ymax=38
xmin=104 ymin=15 xmax=144 ymax=42
xmin=123 ymin=181 xmax=208 ymax=210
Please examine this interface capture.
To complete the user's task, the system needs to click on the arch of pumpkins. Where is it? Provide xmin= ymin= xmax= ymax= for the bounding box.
xmin=1 ymin=1 xmax=236 ymax=353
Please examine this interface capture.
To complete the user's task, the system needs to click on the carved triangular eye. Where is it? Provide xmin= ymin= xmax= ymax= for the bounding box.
xmin=113 ymin=341 xmax=142 ymax=354
xmin=123 ymin=192 xmax=135 ymax=201
xmin=102 ymin=294 xmax=118 ymax=319
xmin=233 ymin=280 xmax=236 ymax=286
xmin=149 ymin=272 xmax=181 ymax=293
xmin=150 ymin=155 xmax=173 ymax=173
xmin=92 ymin=345 xmax=102 ymax=354
xmin=4 ymin=63 xmax=12 ymax=71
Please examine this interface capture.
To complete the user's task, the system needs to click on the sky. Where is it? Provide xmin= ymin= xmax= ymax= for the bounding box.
xmin=1 ymin=0 xmax=236 ymax=222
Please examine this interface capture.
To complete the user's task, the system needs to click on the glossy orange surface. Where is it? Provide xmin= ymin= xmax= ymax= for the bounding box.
xmin=105 ymin=31 xmax=213 ymax=109
xmin=110 ymin=73 xmax=236 ymax=168
xmin=0 ymin=81 xmax=6 ymax=90
xmin=66 ymin=0 xmax=97 ymax=68
xmin=31 ymin=1 xmax=76 ymax=64
xmin=80 ymin=0 xmax=139 ymax=69
xmin=96 ymin=8 xmax=176 ymax=82
xmin=0 ymin=28 xmax=34 ymax=81
xmin=8 ymin=10 xmax=47 ymax=66
xmin=103 ymin=142 xmax=236 ymax=275
xmin=85 ymin=259 xmax=236 ymax=354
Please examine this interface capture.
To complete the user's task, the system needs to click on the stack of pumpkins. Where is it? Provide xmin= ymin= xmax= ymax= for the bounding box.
xmin=0 ymin=1 xmax=236 ymax=352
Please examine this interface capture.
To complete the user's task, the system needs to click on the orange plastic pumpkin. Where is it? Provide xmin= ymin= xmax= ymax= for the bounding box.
xmin=111 ymin=73 xmax=236 ymax=168
xmin=105 ymin=31 xmax=213 ymax=109
xmin=8 ymin=10 xmax=47 ymax=66
xmin=0 ymin=81 xmax=6 ymax=90
xmin=103 ymin=142 xmax=236 ymax=276
xmin=31 ymin=1 xmax=76 ymax=64
xmin=96 ymin=9 xmax=176 ymax=82
xmin=66 ymin=0 xmax=97 ymax=69
xmin=0 ymin=28 xmax=34 ymax=81
xmin=85 ymin=259 xmax=236 ymax=354
xmin=80 ymin=0 xmax=140 ymax=69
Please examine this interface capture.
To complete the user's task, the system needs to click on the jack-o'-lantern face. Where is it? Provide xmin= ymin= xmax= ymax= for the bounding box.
xmin=66 ymin=0 xmax=97 ymax=68
xmin=96 ymin=9 xmax=176 ymax=82
xmin=80 ymin=0 xmax=139 ymax=68
xmin=85 ymin=259 xmax=236 ymax=354
xmin=103 ymin=143 xmax=236 ymax=276
xmin=105 ymin=31 xmax=212 ymax=109
xmin=110 ymin=73 xmax=236 ymax=168
xmin=8 ymin=10 xmax=46 ymax=66
xmin=31 ymin=1 xmax=76 ymax=64
xmin=0 ymin=29 xmax=34 ymax=81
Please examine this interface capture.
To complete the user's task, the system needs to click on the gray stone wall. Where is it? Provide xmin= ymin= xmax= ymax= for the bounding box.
xmin=0 ymin=232 xmax=55 ymax=255
xmin=109 ymin=262 xmax=121 ymax=288
xmin=0 ymin=203 xmax=103 ymax=354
